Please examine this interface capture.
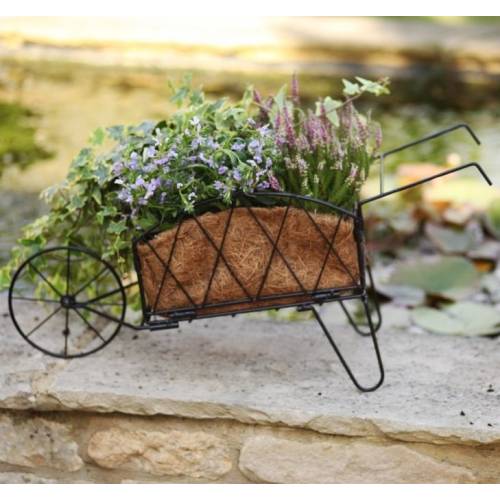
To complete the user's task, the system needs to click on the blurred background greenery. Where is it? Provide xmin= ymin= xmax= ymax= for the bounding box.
xmin=0 ymin=16 xmax=499 ymax=334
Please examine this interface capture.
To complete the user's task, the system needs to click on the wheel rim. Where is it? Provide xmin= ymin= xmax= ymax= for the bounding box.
xmin=8 ymin=246 xmax=126 ymax=359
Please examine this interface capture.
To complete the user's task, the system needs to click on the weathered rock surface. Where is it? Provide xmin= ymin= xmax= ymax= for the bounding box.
xmin=87 ymin=428 xmax=232 ymax=480
xmin=0 ymin=472 xmax=58 ymax=484
xmin=239 ymin=435 xmax=476 ymax=483
xmin=0 ymin=413 xmax=83 ymax=471
xmin=1 ymin=293 xmax=500 ymax=446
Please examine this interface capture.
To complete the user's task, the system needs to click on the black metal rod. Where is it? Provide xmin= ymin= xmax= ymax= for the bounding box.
xmin=26 ymin=305 xmax=62 ymax=338
xmin=308 ymin=302 xmax=384 ymax=392
xmin=73 ymin=307 xmax=106 ymax=342
xmin=360 ymin=162 xmax=492 ymax=206
xmin=377 ymin=123 xmax=481 ymax=159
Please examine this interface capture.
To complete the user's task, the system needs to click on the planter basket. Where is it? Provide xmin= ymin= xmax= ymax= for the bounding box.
xmin=8 ymin=124 xmax=492 ymax=393
xmin=136 ymin=202 xmax=361 ymax=318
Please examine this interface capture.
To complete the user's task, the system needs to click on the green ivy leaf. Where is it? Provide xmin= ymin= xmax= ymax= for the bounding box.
xmin=107 ymin=220 xmax=128 ymax=234
xmin=316 ymin=96 xmax=342 ymax=126
xmin=342 ymin=79 xmax=361 ymax=96
xmin=90 ymin=127 xmax=105 ymax=146
xmin=355 ymin=77 xmax=390 ymax=96
xmin=274 ymin=84 xmax=288 ymax=109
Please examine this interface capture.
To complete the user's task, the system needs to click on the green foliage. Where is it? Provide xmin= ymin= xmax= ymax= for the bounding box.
xmin=0 ymin=101 xmax=52 ymax=173
xmin=0 ymin=76 xmax=389 ymax=310
xmin=255 ymin=75 xmax=389 ymax=209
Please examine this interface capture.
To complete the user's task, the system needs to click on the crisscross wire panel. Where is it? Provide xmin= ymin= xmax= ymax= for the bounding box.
xmin=135 ymin=192 xmax=363 ymax=320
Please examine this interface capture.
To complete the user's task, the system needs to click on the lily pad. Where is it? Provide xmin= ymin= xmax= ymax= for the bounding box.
xmin=388 ymin=255 xmax=481 ymax=300
xmin=376 ymin=283 xmax=426 ymax=306
xmin=425 ymin=223 xmax=478 ymax=254
xmin=481 ymin=273 xmax=500 ymax=302
xmin=412 ymin=302 xmax=500 ymax=336
xmin=484 ymin=198 xmax=500 ymax=239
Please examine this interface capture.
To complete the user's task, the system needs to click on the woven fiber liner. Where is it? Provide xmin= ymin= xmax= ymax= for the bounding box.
xmin=136 ymin=206 xmax=360 ymax=316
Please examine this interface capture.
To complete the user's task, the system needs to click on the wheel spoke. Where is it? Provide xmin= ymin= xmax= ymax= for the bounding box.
xmin=73 ymin=266 xmax=110 ymax=298
xmin=85 ymin=286 xmax=123 ymax=305
xmin=28 ymin=262 xmax=63 ymax=297
xmin=73 ymin=308 xmax=105 ymax=342
xmin=82 ymin=304 xmax=122 ymax=324
xmin=11 ymin=296 xmax=60 ymax=304
xmin=26 ymin=305 xmax=62 ymax=338
xmin=63 ymin=308 xmax=70 ymax=357
xmin=66 ymin=248 xmax=71 ymax=295
xmin=64 ymin=330 xmax=68 ymax=357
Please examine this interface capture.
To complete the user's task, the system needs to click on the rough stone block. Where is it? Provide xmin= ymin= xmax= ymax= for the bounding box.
xmin=0 ymin=413 xmax=83 ymax=472
xmin=87 ymin=427 xmax=232 ymax=480
xmin=239 ymin=435 xmax=476 ymax=483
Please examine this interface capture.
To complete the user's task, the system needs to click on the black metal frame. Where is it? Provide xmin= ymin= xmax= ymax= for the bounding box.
xmin=7 ymin=123 xmax=492 ymax=391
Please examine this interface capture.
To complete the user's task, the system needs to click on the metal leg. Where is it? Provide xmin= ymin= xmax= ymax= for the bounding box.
xmin=304 ymin=297 xmax=385 ymax=392
xmin=340 ymin=264 xmax=382 ymax=337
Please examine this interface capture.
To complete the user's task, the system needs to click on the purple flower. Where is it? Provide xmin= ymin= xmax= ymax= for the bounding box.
xmin=117 ymin=188 xmax=133 ymax=204
xmin=258 ymin=124 xmax=270 ymax=137
xmin=154 ymin=157 xmax=169 ymax=166
xmin=213 ymin=180 xmax=227 ymax=193
xmin=248 ymin=139 xmax=261 ymax=151
xmin=129 ymin=151 xmax=140 ymax=170
xmin=291 ymin=74 xmax=300 ymax=104
xmin=232 ymin=170 xmax=242 ymax=182
xmin=297 ymin=158 xmax=308 ymax=174
xmin=231 ymin=142 xmax=245 ymax=152
xmin=205 ymin=137 xmax=218 ymax=150
xmin=218 ymin=165 xmax=228 ymax=175
xmin=283 ymin=107 xmax=296 ymax=148
xmin=144 ymin=145 xmax=156 ymax=159
xmin=143 ymin=162 xmax=156 ymax=173
xmin=257 ymin=181 xmax=270 ymax=190
xmin=112 ymin=161 xmax=124 ymax=175
xmin=145 ymin=178 xmax=161 ymax=199
xmin=348 ymin=164 xmax=359 ymax=184
xmin=374 ymin=123 xmax=382 ymax=149
xmin=199 ymin=152 xmax=215 ymax=168
xmin=191 ymin=137 xmax=202 ymax=150
xmin=133 ymin=176 xmax=146 ymax=189
xmin=269 ymin=175 xmax=281 ymax=191
xmin=274 ymin=111 xmax=282 ymax=130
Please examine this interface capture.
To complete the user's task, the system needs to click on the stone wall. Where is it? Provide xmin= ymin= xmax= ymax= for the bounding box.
xmin=1 ymin=409 xmax=500 ymax=483
xmin=1 ymin=295 xmax=500 ymax=483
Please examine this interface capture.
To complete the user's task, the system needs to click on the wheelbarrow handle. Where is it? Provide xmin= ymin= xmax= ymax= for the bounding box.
xmin=359 ymin=162 xmax=492 ymax=206
xmin=373 ymin=123 xmax=482 ymax=195
xmin=377 ymin=123 xmax=481 ymax=159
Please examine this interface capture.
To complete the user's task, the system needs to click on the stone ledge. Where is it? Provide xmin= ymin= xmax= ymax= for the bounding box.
xmin=1 ymin=293 xmax=499 ymax=449
xmin=0 ymin=409 xmax=499 ymax=483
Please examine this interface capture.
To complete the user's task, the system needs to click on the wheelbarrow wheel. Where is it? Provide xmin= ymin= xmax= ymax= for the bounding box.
xmin=8 ymin=246 xmax=126 ymax=359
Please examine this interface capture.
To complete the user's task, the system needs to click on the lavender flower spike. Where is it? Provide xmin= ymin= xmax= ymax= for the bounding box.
xmin=291 ymin=73 xmax=300 ymax=104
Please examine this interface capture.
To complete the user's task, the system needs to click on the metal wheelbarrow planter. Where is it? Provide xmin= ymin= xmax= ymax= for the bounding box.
xmin=8 ymin=124 xmax=492 ymax=392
